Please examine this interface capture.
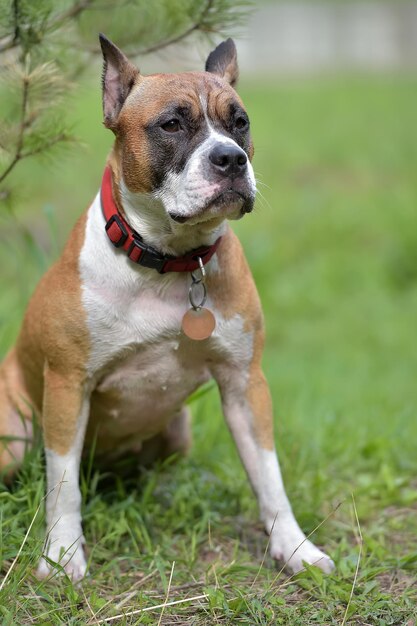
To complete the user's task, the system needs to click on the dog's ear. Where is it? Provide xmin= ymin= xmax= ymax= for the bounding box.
xmin=205 ymin=38 xmax=238 ymax=87
xmin=99 ymin=33 xmax=139 ymax=129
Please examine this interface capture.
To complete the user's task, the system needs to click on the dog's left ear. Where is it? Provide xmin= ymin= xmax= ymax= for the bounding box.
xmin=99 ymin=33 xmax=139 ymax=129
xmin=205 ymin=38 xmax=239 ymax=87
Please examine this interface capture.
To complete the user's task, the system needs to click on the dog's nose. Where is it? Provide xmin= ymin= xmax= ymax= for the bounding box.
xmin=209 ymin=144 xmax=247 ymax=177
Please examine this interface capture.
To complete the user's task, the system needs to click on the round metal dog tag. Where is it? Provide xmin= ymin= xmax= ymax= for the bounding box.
xmin=181 ymin=307 xmax=216 ymax=341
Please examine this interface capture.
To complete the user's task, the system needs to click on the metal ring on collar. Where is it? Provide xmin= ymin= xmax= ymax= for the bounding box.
xmin=189 ymin=280 xmax=207 ymax=310
xmin=191 ymin=256 xmax=206 ymax=285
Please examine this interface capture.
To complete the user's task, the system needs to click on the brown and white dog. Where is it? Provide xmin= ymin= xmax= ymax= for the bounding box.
xmin=0 ymin=35 xmax=334 ymax=580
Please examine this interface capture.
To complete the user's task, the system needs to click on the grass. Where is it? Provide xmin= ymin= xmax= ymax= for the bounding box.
xmin=1 ymin=72 xmax=417 ymax=624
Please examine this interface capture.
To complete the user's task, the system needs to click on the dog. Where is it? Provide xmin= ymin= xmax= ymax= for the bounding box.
xmin=0 ymin=35 xmax=334 ymax=581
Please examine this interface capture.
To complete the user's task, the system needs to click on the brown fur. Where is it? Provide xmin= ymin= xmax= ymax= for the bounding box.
xmin=0 ymin=213 xmax=89 ymax=467
xmin=113 ymin=72 xmax=252 ymax=194
xmin=207 ymin=228 xmax=274 ymax=450
xmin=100 ymin=33 xmax=140 ymax=130
xmin=0 ymin=63 xmax=258 ymax=470
xmin=205 ymin=38 xmax=239 ymax=88
xmin=0 ymin=349 xmax=33 ymax=475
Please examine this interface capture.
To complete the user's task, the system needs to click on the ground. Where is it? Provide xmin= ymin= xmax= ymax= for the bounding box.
xmin=1 ymin=74 xmax=417 ymax=624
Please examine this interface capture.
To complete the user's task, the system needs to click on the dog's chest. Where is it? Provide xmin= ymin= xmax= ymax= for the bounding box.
xmin=81 ymin=246 xmax=210 ymax=376
xmin=82 ymin=271 xmax=214 ymax=442
xmin=79 ymin=194 xmax=245 ymax=371
xmin=88 ymin=335 xmax=211 ymax=446
xmin=79 ymin=198 xmax=249 ymax=444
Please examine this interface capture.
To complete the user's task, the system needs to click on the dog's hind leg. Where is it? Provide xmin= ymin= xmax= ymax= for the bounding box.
xmin=138 ymin=406 xmax=192 ymax=466
xmin=162 ymin=406 xmax=192 ymax=457
xmin=0 ymin=349 xmax=33 ymax=479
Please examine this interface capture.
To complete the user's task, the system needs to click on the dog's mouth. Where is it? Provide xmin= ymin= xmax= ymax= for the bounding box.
xmin=169 ymin=213 xmax=189 ymax=224
xmin=169 ymin=189 xmax=254 ymax=224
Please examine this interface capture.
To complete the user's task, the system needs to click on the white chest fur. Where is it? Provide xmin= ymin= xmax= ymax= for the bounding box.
xmin=78 ymin=194 xmax=253 ymax=444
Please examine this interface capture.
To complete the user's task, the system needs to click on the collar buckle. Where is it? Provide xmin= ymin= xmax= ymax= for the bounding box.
xmin=105 ymin=214 xmax=128 ymax=248
xmin=127 ymin=238 xmax=165 ymax=272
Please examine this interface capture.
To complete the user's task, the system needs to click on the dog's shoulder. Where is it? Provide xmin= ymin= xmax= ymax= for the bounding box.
xmin=207 ymin=226 xmax=263 ymax=335
xmin=16 ymin=210 xmax=90 ymax=375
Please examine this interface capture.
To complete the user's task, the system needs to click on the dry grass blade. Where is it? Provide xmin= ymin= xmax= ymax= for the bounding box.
xmin=0 ymin=500 xmax=42 ymax=592
xmin=0 ymin=481 xmax=62 ymax=592
xmin=250 ymin=509 xmax=279 ymax=590
xmin=157 ymin=561 xmax=175 ymax=626
xmin=93 ymin=594 xmax=209 ymax=624
xmin=82 ymin=586 xmax=99 ymax=625
xmin=341 ymin=493 xmax=363 ymax=626
xmin=266 ymin=501 xmax=342 ymax=595
xmin=113 ymin=569 xmax=159 ymax=611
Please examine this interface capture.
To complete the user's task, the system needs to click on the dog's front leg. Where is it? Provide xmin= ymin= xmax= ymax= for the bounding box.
xmin=36 ymin=367 xmax=90 ymax=582
xmin=214 ymin=361 xmax=334 ymax=575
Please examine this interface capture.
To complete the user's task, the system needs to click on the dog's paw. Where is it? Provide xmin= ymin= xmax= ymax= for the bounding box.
xmin=271 ymin=534 xmax=334 ymax=575
xmin=36 ymin=537 xmax=87 ymax=582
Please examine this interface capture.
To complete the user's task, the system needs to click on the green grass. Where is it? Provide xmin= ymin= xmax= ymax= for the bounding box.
xmin=1 ymin=73 xmax=417 ymax=624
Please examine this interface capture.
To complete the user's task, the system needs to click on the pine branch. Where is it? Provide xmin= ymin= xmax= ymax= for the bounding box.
xmin=0 ymin=58 xmax=72 ymax=184
xmin=49 ymin=0 xmax=94 ymax=28
xmin=0 ymin=131 xmax=72 ymax=184
xmin=0 ymin=68 xmax=29 ymax=184
xmin=135 ymin=0 xmax=215 ymax=56
xmin=0 ymin=0 xmax=97 ymax=53
xmin=12 ymin=0 xmax=20 ymax=46
xmin=0 ymin=0 xmax=252 ymax=193
xmin=82 ymin=0 xmax=251 ymax=57
xmin=20 ymin=131 xmax=70 ymax=158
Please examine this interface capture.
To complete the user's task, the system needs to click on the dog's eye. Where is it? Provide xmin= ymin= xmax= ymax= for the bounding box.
xmin=235 ymin=116 xmax=248 ymax=131
xmin=161 ymin=119 xmax=181 ymax=133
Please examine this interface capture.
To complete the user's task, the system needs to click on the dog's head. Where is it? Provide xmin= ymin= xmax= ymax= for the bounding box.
xmin=99 ymin=35 xmax=256 ymax=228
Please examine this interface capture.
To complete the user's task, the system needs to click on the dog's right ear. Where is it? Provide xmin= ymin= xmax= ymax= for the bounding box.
xmin=205 ymin=39 xmax=239 ymax=87
xmin=99 ymin=33 xmax=139 ymax=129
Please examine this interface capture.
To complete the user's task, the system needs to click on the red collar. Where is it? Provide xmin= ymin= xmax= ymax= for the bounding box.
xmin=101 ymin=166 xmax=221 ymax=273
